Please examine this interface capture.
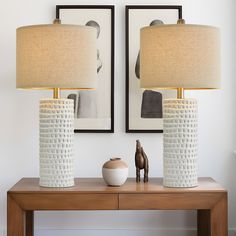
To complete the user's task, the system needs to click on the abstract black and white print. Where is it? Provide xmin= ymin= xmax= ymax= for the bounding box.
xmin=56 ymin=5 xmax=114 ymax=132
xmin=126 ymin=6 xmax=182 ymax=132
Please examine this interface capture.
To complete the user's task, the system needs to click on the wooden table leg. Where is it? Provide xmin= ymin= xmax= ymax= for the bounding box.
xmin=7 ymin=195 xmax=25 ymax=236
xmin=26 ymin=211 xmax=34 ymax=236
xmin=210 ymin=193 xmax=228 ymax=236
xmin=197 ymin=209 xmax=210 ymax=236
xmin=198 ymin=193 xmax=228 ymax=236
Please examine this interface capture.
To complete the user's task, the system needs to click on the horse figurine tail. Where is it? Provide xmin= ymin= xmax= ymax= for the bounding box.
xmin=141 ymin=147 xmax=149 ymax=182
xmin=135 ymin=140 xmax=142 ymax=182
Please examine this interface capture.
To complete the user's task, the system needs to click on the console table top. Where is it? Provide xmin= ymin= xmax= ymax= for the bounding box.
xmin=7 ymin=177 xmax=228 ymax=235
xmin=8 ymin=177 xmax=226 ymax=194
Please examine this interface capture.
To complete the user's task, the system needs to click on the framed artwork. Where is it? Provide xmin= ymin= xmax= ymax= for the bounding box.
xmin=125 ymin=5 xmax=182 ymax=133
xmin=56 ymin=5 xmax=114 ymax=133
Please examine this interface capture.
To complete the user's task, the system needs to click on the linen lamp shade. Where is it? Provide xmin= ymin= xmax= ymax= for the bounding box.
xmin=16 ymin=24 xmax=97 ymax=89
xmin=140 ymin=24 xmax=220 ymax=90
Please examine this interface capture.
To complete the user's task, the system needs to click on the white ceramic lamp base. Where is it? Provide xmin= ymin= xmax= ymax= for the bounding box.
xmin=39 ymin=99 xmax=74 ymax=187
xmin=163 ymin=99 xmax=198 ymax=188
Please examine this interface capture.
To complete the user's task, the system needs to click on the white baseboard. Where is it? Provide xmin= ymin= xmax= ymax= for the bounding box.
xmin=230 ymin=230 xmax=236 ymax=236
xmin=34 ymin=229 xmax=236 ymax=236
xmin=1 ymin=229 xmax=235 ymax=236
xmin=35 ymin=229 xmax=195 ymax=236
xmin=0 ymin=231 xmax=5 ymax=236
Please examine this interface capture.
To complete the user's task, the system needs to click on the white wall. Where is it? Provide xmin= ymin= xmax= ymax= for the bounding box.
xmin=0 ymin=0 xmax=235 ymax=235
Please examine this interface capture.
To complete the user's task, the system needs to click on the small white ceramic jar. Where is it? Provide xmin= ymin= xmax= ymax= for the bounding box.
xmin=102 ymin=158 xmax=128 ymax=186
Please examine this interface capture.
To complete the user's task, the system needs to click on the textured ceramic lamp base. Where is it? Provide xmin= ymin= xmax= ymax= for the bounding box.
xmin=163 ymin=99 xmax=198 ymax=188
xmin=39 ymin=99 xmax=74 ymax=187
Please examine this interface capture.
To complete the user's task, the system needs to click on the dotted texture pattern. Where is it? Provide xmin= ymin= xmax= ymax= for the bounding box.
xmin=163 ymin=99 xmax=198 ymax=188
xmin=39 ymin=99 xmax=74 ymax=187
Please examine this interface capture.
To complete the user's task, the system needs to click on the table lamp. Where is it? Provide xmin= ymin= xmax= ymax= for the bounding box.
xmin=16 ymin=20 xmax=97 ymax=187
xmin=140 ymin=19 xmax=220 ymax=187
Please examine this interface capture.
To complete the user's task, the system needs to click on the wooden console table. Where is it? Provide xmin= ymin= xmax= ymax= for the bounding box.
xmin=7 ymin=177 xmax=227 ymax=236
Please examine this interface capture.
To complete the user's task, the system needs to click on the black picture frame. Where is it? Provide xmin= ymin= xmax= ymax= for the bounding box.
xmin=56 ymin=5 xmax=115 ymax=133
xmin=125 ymin=5 xmax=182 ymax=133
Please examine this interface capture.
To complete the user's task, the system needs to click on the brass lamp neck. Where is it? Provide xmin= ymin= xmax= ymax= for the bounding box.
xmin=53 ymin=88 xmax=61 ymax=99
xmin=176 ymin=19 xmax=185 ymax=99
xmin=177 ymin=88 xmax=184 ymax=99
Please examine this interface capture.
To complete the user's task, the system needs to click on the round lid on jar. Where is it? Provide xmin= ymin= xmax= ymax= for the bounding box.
xmin=103 ymin=158 xmax=128 ymax=169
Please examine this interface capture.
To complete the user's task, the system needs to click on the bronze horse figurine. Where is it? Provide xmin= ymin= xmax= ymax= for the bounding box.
xmin=135 ymin=140 xmax=149 ymax=182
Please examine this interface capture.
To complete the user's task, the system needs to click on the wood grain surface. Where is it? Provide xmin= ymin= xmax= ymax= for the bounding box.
xmin=7 ymin=177 xmax=227 ymax=236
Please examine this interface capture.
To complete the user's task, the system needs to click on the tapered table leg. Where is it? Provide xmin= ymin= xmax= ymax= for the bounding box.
xmin=7 ymin=195 xmax=25 ymax=236
xmin=26 ymin=211 xmax=34 ymax=236
xmin=198 ymin=193 xmax=228 ymax=236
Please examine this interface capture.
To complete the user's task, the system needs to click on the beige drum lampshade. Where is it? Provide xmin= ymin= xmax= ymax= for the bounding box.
xmin=140 ymin=24 xmax=220 ymax=89
xmin=16 ymin=24 xmax=97 ymax=89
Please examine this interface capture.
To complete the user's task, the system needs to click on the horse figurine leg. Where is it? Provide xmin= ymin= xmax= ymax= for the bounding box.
xmin=144 ymin=161 xmax=149 ymax=182
xmin=142 ymin=149 xmax=148 ymax=183
xmin=136 ymin=167 xmax=140 ymax=182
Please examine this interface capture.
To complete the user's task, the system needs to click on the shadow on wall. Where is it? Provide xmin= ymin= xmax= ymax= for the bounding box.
xmin=229 ymin=230 xmax=236 ymax=236
xmin=223 ymin=151 xmax=236 ymax=229
xmin=228 ymin=0 xmax=236 ymax=227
